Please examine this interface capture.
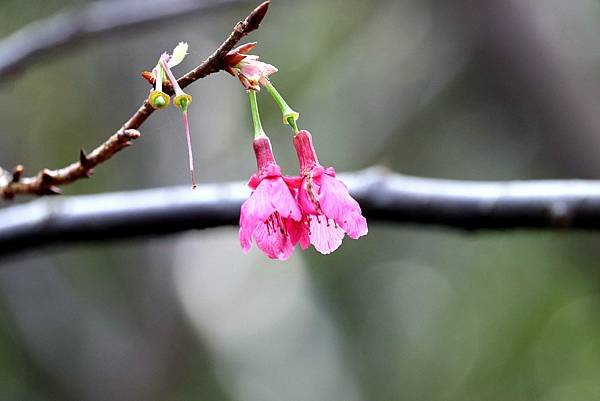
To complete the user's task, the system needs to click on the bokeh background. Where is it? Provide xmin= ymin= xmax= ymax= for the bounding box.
xmin=1 ymin=0 xmax=600 ymax=400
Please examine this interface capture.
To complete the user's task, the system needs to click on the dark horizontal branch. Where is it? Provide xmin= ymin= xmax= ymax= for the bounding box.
xmin=2 ymin=167 xmax=600 ymax=258
xmin=0 ymin=0 xmax=246 ymax=82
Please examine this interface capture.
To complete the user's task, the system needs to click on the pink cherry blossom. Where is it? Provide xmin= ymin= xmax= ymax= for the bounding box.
xmin=288 ymin=130 xmax=368 ymax=254
xmin=239 ymin=136 xmax=302 ymax=260
xmin=225 ymin=44 xmax=278 ymax=91
xmin=237 ymin=55 xmax=278 ymax=90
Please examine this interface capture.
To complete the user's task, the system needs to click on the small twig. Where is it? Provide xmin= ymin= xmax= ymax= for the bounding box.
xmin=1 ymin=130 xmax=141 ymax=199
xmin=3 ymin=167 xmax=600 ymax=258
xmin=0 ymin=0 xmax=247 ymax=82
xmin=0 ymin=1 xmax=270 ymax=200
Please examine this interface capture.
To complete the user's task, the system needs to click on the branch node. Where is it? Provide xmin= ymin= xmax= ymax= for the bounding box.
xmin=234 ymin=21 xmax=244 ymax=34
xmin=40 ymin=169 xmax=55 ymax=185
xmin=79 ymin=149 xmax=92 ymax=168
xmin=11 ymin=165 xmax=24 ymax=183
xmin=119 ymin=129 xmax=141 ymax=141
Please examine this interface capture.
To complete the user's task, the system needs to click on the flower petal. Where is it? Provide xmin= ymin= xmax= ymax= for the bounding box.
xmin=283 ymin=175 xmax=303 ymax=188
xmin=287 ymin=217 xmax=310 ymax=250
xmin=339 ymin=212 xmax=368 ymax=239
xmin=239 ymin=219 xmax=259 ymax=253
xmin=247 ymin=174 xmax=261 ymax=190
xmin=168 ymin=42 xmax=188 ymax=67
xmin=254 ymin=220 xmax=295 ymax=260
xmin=316 ymin=171 xmax=368 ymax=238
xmin=296 ymin=178 xmax=320 ymax=215
xmin=242 ymin=177 xmax=294 ymax=223
xmin=264 ymin=177 xmax=302 ymax=221
xmin=239 ymin=59 xmax=278 ymax=84
xmin=308 ymin=215 xmax=345 ymax=254
xmin=239 ymin=172 xmax=303 ymax=258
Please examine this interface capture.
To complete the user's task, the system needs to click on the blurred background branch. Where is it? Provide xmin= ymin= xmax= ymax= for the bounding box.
xmin=0 ymin=0 xmax=248 ymax=82
xmin=3 ymin=167 xmax=600 ymax=258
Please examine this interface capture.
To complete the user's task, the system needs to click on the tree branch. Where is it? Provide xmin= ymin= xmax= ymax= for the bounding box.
xmin=0 ymin=0 xmax=270 ymax=200
xmin=2 ymin=167 xmax=600 ymax=258
xmin=0 ymin=130 xmax=141 ymax=199
xmin=0 ymin=0 xmax=247 ymax=82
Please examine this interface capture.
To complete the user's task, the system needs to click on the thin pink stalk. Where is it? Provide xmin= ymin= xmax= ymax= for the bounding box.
xmin=160 ymin=56 xmax=184 ymax=96
xmin=182 ymin=111 xmax=197 ymax=188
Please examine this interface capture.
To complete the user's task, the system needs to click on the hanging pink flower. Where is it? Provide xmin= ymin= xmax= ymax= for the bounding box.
xmin=287 ymin=130 xmax=368 ymax=254
xmin=239 ymin=136 xmax=302 ymax=260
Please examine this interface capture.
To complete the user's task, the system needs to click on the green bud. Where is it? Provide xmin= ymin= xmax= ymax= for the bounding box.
xmin=174 ymin=93 xmax=192 ymax=112
xmin=148 ymin=90 xmax=170 ymax=109
xmin=282 ymin=109 xmax=300 ymax=124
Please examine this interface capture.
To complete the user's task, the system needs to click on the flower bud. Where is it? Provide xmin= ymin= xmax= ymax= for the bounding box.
xmin=148 ymin=90 xmax=170 ymax=109
xmin=174 ymin=93 xmax=192 ymax=111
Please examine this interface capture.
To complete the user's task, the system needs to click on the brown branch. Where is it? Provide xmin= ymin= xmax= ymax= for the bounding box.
xmin=1 ymin=130 xmax=140 ymax=199
xmin=0 ymin=0 xmax=270 ymax=200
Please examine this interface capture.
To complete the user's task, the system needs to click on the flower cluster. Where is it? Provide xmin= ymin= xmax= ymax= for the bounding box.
xmin=240 ymin=130 xmax=368 ymax=259
xmin=144 ymin=41 xmax=367 ymax=260
xmin=232 ymin=45 xmax=368 ymax=260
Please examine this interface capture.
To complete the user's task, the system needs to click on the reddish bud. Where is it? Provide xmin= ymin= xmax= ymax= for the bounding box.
xmin=224 ymin=43 xmax=257 ymax=71
xmin=231 ymin=42 xmax=257 ymax=55
xmin=141 ymin=71 xmax=172 ymax=91
xmin=245 ymin=1 xmax=270 ymax=32
xmin=141 ymin=71 xmax=155 ymax=85
xmin=223 ymin=52 xmax=246 ymax=69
